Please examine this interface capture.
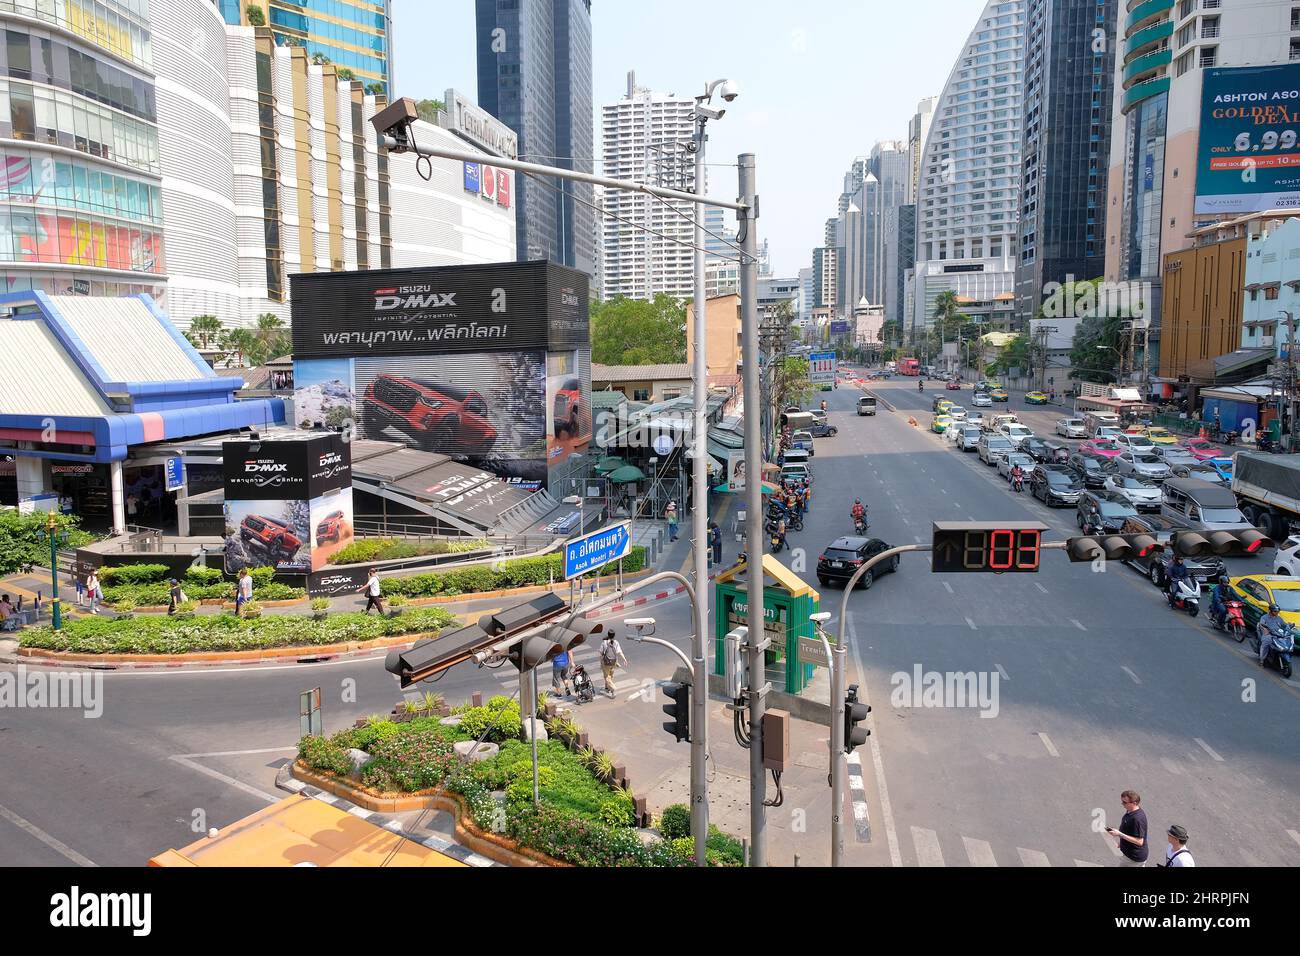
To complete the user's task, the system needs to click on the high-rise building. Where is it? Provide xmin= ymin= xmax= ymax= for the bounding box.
xmin=871 ymin=140 xmax=910 ymax=324
xmin=599 ymin=72 xmax=695 ymax=300
xmin=813 ymin=246 xmax=837 ymax=312
xmin=1 ymin=0 xmax=166 ymax=300
xmin=1015 ymin=0 xmax=1116 ymax=325
xmin=907 ymin=97 xmax=937 ymax=204
xmin=476 ymin=0 xmax=594 ymax=276
xmin=219 ymin=1 xmax=393 ymax=95
xmin=912 ymin=0 xmax=1028 ymax=336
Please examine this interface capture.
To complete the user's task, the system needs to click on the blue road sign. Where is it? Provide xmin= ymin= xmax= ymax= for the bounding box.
xmin=564 ymin=521 xmax=632 ymax=580
xmin=164 ymin=456 xmax=184 ymax=491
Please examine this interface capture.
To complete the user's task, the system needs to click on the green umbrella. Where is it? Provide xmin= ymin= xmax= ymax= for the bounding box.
xmin=607 ymin=464 xmax=647 ymax=484
xmin=594 ymin=456 xmax=626 ymax=475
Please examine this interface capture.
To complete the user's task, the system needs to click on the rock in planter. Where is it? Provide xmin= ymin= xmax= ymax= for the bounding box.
xmin=453 ymin=740 xmax=499 ymax=762
xmin=439 ymin=715 xmax=464 ymax=727
xmin=346 ymin=748 xmax=373 ymax=780
xmin=521 ymin=716 xmax=549 ymax=742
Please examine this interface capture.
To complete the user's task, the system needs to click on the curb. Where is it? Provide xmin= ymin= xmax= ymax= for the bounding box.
xmin=586 ymin=572 xmax=722 ymax=620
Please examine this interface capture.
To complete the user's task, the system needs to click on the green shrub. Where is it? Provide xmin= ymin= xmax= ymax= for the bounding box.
xmin=599 ymin=794 xmax=635 ymax=828
xmin=456 ymin=698 xmax=521 ymax=743
xmin=298 ymin=734 xmax=353 ymax=776
xmin=669 ymin=836 xmax=694 ymax=860
xmin=506 ymin=804 xmax=685 ymax=868
xmin=98 ymin=563 xmax=170 ymax=586
xmin=330 ymin=537 xmax=490 ymax=565
xmin=706 ymin=825 xmax=745 ymax=865
xmin=377 ymin=547 xmax=648 ymax=598
xmin=659 ymin=803 xmax=691 ymax=840
xmin=359 ymin=730 xmax=457 ymax=792
xmin=310 ymin=597 xmax=330 ymax=611
xmin=183 ymin=566 xmax=225 ymax=587
xmin=0 ymin=511 xmax=93 ymax=574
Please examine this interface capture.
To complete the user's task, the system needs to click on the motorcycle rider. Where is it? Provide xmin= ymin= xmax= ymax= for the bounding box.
xmin=1165 ymin=554 xmax=1191 ymax=604
xmin=1010 ymin=462 xmax=1025 ymax=492
xmin=918 ymin=380 xmax=925 ymax=392
xmin=820 ymin=399 xmax=828 ymax=413
xmin=1209 ymin=573 xmax=1237 ymax=627
xmin=1257 ymin=603 xmax=1289 ymax=666
xmin=851 ymin=498 xmax=866 ymax=531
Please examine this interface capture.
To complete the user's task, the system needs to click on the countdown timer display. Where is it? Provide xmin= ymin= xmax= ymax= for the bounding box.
xmin=931 ymin=522 xmax=1049 ymax=574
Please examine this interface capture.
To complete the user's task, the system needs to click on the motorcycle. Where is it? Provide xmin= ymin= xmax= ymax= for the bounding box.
xmin=852 ymin=511 xmax=869 ymax=535
xmin=1250 ymin=622 xmax=1295 ymax=679
xmin=770 ymin=532 xmax=786 ymax=554
xmin=1210 ymin=599 xmax=1248 ymax=643
xmin=918 ymin=381 xmax=925 ymax=392
xmin=1012 ymin=472 xmax=1024 ymax=494
xmin=1166 ymin=577 xmax=1201 ymax=617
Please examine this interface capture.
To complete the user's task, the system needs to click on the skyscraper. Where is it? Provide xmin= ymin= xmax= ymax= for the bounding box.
xmin=871 ymin=140 xmax=910 ymax=324
xmin=1015 ymin=0 xmax=1116 ymax=324
xmin=476 ymin=0 xmax=594 ymax=276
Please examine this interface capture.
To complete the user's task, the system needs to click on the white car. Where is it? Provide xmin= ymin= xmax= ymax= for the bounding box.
xmin=1113 ymin=433 xmax=1155 ymax=454
xmin=1056 ymin=418 xmax=1087 ymax=439
xmin=1274 ymin=536 xmax=1300 ymax=575
xmin=1114 ymin=452 xmax=1170 ymax=480
xmin=965 ymin=412 xmax=985 ymax=429
xmin=1103 ymin=473 xmax=1161 ymax=511
xmin=997 ymin=451 xmax=1036 ymax=481
xmin=956 ymin=426 xmax=983 ymax=451
xmin=978 ymin=435 xmax=1016 ymax=465
xmin=998 ymin=423 xmax=1035 ymax=448
xmin=946 ymin=406 xmax=967 ymax=422
xmin=946 ymin=421 xmax=965 ymax=444
xmin=971 ymin=393 xmax=993 ymax=408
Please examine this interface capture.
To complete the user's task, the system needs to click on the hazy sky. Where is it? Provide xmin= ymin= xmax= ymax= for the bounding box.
xmin=391 ymin=1 xmax=982 ymax=277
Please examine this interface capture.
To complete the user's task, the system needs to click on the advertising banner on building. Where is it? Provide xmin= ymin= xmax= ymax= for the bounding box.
xmin=829 ymin=321 xmax=850 ymax=335
xmin=727 ymin=450 xmax=746 ymax=492
xmin=1195 ymin=64 xmax=1300 ymax=215
xmin=809 ymin=351 xmax=837 ymax=384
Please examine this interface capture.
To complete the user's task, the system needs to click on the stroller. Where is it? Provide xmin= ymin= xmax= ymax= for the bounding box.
xmin=571 ymin=663 xmax=595 ymax=703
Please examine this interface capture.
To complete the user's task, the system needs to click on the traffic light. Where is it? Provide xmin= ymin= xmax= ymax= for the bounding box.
xmin=385 ymin=622 xmax=489 ymax=688
xmin=1065 ymin=532 xmax=1162 ymax=563
xmin=844 ymin=684 xmax=871 ymax=754
xmin=662 ymin=681 xmax=691 ymax=743
xmin=1169 ymin=529 xmax=1272 ymax=557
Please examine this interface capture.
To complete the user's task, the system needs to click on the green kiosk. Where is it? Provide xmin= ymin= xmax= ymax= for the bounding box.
xmin=713 ymin=554 xmax=821 ymax=694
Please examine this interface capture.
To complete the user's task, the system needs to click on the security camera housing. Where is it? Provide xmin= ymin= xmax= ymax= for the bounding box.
xmin=718 ymin=80 xmax=740 ymax=102
xmin=369 ymin=97 xmax=420 ymax=150
xmin=624 ymin=617 xmax=656 ymax=628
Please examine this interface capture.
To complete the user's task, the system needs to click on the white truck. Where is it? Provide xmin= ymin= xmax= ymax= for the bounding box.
xmin=1233 ymin=452 xmax=1300 ymax=542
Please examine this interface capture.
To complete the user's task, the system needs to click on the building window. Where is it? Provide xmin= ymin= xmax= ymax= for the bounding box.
xmin=633 ymin=388 xmax=650 ymax=402
xmin=1199 ymin=46 xmax=1217 ymax=68
xmin=1265 ymin=286 xmax=1280 ymax=301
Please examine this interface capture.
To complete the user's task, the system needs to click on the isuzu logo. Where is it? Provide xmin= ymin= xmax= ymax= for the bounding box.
xmin=244 ymin=460 xmax=287 ymax=474
xmin=374 ymin=285 xmax=458 ymax=311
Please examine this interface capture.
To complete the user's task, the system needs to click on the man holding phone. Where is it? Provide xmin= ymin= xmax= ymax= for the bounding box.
xmin=1105 ymin=790 xmax=1148 ymax=866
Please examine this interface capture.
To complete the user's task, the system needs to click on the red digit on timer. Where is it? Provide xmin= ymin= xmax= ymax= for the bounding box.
xmin=989 ymin=530 xmax=1014 ymax=570
xmin=1016 ymin=530 xmax=1041 ymax=569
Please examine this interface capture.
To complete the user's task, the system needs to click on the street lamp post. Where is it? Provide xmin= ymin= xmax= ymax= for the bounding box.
xmin=37 ymin=510 xmax=67 ymax=630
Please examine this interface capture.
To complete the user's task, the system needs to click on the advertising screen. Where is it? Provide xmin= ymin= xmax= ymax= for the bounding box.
xmin=224 ymin=498 xmax=311 ymax=574
xmin=1195 ymin=64 xmax=1300 ymax=215
xmin=309 ymin=486 xmax=354 ymax=571
xmin=546 ymin=350 xmax=592 ymax=473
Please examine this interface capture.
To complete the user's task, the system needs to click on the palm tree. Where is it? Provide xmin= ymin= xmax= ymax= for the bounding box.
xmin=189 ymin=314 xmax=223 ymax=350
xmin=222 ymin=328 xmax=259 ymax=367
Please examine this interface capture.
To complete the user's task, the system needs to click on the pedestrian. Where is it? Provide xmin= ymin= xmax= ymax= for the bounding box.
xmin=802 ymin=481 xmax=812 ymax=514
xmin=710 ymin=520 xmax=723 ymax=567
xmin=599 ymin=629 xmax=628 ymax=698
xmin=1104 ymin=790 xmax=1149 ymax=867
xmin=664 ymin=501 xmax=679 ymax=542
xmin=74 ymin=570 xmax=85 ymax=608
xmin=85 ymin=568 xmax=101 ymax=615
xmin=360 ymin=567 xmax=385 ymax=615
xmin=126 ymin=493 xmax=139 ymax=523
xmin=551 ymin=645 xmax=572 ymax=698
xmin=235 ymin=567 xmax=253 ymax=614
xmin=1161 ymin=825 xmax=1195 ymax=867
xmin=167 ymin=578 xmax=182 ymax=615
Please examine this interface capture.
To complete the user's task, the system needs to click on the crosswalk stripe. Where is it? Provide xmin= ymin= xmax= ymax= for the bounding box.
xmin=911 ymin=826 xmax=945 ymax=867
xmin=1017 ymin=847 xmax=1051 ymax=867
xmin=1075 ymin=859 xmax=1103 ymax=867
xmin=962 ymin=836 xmax=998 ymax=867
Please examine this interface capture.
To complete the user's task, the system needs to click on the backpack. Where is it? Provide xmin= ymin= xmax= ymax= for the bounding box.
xmin=601 ymin=641 xmax=618 ymax=664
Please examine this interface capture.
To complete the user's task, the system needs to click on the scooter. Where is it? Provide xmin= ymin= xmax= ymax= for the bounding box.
xmin=918 ymin=381 xmax=925 ymax=392
xmin=1250 ymin=623 xmax=1295 ymax=679
xmin=1210 ymin=599 xmax=1248 ymax=643
xmin=853 ymin=512 xmax=869 ymax=535
xmin=1167 ymin=577 xmax=1201 ymax=617
xmin=1012 ymin=473 xmax=1024 ymax=494
xmin=571 ymin=663 xmax=595 ymax=703
xmin=770 ymin=532 xmax=786 ymax=554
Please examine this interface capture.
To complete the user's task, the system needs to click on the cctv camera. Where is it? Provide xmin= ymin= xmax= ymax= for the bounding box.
xmin=718 ymin=79 xmax=739 ymax=102
xmin=810 ymin=612 xmax=831 ymax=623
xmin=625 ymin=617 xmax=655 ymax=628
xmin=369 ymin=97 xmax=419 ymax=150
xmin=696 ymin=103 xmax=725 ymax=122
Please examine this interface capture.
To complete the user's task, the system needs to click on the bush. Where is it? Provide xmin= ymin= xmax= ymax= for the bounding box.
xmin=0 ymin=511 xmax=94 ymax=574
xmin=599 ymin=794 xmax=635 ymax=828
xmin=456 ymin=697 xmax=521 ymax=743
xmin=244 ymin=4 xmax=266 ymax=27
xmin=98 ymin=563 xmax=169 ymax=586
xmin=659 ymin=803 xmax=691 ymax=840
xmin=506 ymin=804 xmax=685 ymax=868
xmin=298 ymin=734 xmax=352 ymax=776
xmin=183 ymin=566 xmax=225 ymax=587
xmin=310 ymin=597 xmax=330 ymax=611
xmin=359 ymin=730 xmax=457 ymax=792
xmin=329 ymin=537 xmax=488 ymax=566
xmin=379 ymin=546 xmax=648 ymax=598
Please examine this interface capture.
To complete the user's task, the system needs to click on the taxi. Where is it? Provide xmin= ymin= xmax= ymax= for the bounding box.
xmin=1143 ymin=427 xmax=1179 ymax=445
xmin=1025 ymin=391 xmax=1050 ymax=405
xmin=932 ymin=414 xmax=954 ymax=434
xmin=990 ymin=388 xmax=1010 ymax=403
xmin=933 ymin=397 xmax=955 ymax=414
xmin=1227 ymin=575 xmax=1300 ymax=632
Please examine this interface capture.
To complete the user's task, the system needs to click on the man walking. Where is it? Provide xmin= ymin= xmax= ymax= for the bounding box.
xmin=360 ymin=567 xmax=384 ymax=615
xmin=551 ymin=645 xmax=572 ymax=698
xmin=1162 ymin=825 xmax=1195 ymax=867
xmin=1104 ymin=790 xmax=1149 ymax=866
xmin=235 ymin=567 xmax=254 ymax=614
xmin=709 ymin=520 xmax=723 ymax=568
xmin=599 ymin=629 xmax=628 ymax=698
xmin=664 ymin=501 xmax=679 ymax=542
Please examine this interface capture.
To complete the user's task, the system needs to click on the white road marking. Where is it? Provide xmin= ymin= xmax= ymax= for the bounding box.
xmin=1017 ymin=847 xmax=1052 ymax=867
xmin=169 ymin=749 xmax=293 ymax=805
xmin=1121 ymin=666 xmax=1142 ymax=685
xmin=911 ymin=826 xmax=946 ymax=867
xmin=942 ymin=582 xmax=954 ymax=594
xmin=1194 ymin=737 xmax=1225 ymax=762
xmin=965 ymin=617 xmax=978 ymax=631
xmin=962 ymin=836 xmax=998 ymax=867
xmin=995 ymin=663 xmax=1009 ymax=680
xmin=1287 ymin=829 xmax=1300 ymax=848
xmin=848 ymin=615 xmax=900 ymax=867
xmin=1075 ymin=859 xmax=1103 ymax=867
xmin=0 ymin=801 xmax=98 ymax=866
xmin=846 ymin=751 xmax=871 ymax=841
xmin=1071 ymin=619 xmax=1087 ymax=632
xmin=1037 ymin=732 xmax=1060 ymax=757
xmin=1034 ymin=583 xmax=1049 ymax=594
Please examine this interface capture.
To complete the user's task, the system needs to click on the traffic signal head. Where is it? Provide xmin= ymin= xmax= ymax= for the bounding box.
xmin=479 ymin=591 xmax=567 ymax=637
xmin=507 ymin=634 xmax=564 ymax=671
xmin=662 ymin=681 xmax=691 ymax=743
xmin=844 ymin=683 xmax=871 ymax=754
xmin=1066 ymin=533 xmax=1162 ymax=563
xmin=1170 ymin=529 xmax=1272 ymax=557
xmin=384 ymin=623 xmax=488 ymax=688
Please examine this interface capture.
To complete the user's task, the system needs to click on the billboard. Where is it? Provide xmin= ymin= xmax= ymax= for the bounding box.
xmin=1195 ymin=64 xmax=1300 ymax=215
xmin=829 ymin=321 xmax=850 ymax=335
xmin=546 ymin=350 xmax=592 ymax=473
xmin=809 ymin=351 xmax=837 ymax=384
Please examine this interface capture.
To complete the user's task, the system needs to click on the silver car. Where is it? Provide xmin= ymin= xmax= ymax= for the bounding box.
xmin=956 ymin=426 xmax=983 ymax=451
xmin=1103 ymin=473 xmax=1161 ymax=511
xmin=978 ymin=435 xmax=1015 ymax=465
xmin=1056 ymin=418 xmax=1087 ymax=439
xmin=997 ymin=451 xmax=1036 ymax=481
xmin=1152 ymin=445 xmax=1198 ymax=467
xmin=1114 ymin=452 xmax=1171 ymax=480
xmin=1113 ymin=433 xmax=1156 ymax=455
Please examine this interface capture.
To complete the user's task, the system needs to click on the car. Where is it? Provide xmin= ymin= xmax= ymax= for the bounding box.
xmin=1079 ymin=438 xmax=1123 ymax=460
xmin=990 ymin=388 xmax=1010 ymax=402
xmin=985 ymin=381 xmax=1004 ymax=390
xmin=1068 ymin=453 xmax=1110 ymax=488
xmin=1120 ymin=515 xmax=1226 ymax=587
xmin=933 ymin=396 xmax=954 ymax=413
xmin=965 ymin=412 xmax=985 ymax=429
xmin=780 ymin=463 xmax=810 ymax=485
xmin=932 ymin=415 xmax=954 ymax=434
xmin=1228 ymin=575 xmax=1300 ymax=632
xmin=817 ymin=536 xmax=900 ymax=589
xmin=945 ymin=420 xmax=965 ymax=444
xmin=315 ymin=509 xmax=350 ymax=545
xmin=946 ymin=380 xmax=962 ymax=390
xmin=1274 ymin=535 xmax=1300 ymax=576
xmin=1152 ymin=445 xmax=1200 ymax=467
xmin=809 ymin=420 xmax=839 ymax=437
xmin=809 ymin=409 xmax=829 ymax=427
xmin=1180 ymin=437 xmax=1222 ymax=461
xmin=784 ymin=404 xmax=802 ymax=414
xmin=1114 ymin=451 xmax=1171 ymax=481
xmin=971 ymin=393 xmax=993 ymax=408
xmin=1102 ymin=474 xmax=1161 ymax=511
xmin=1021 ymin=437 xmax=1051 ymax=463
xmin=1025 ymin=391 xmax=1050 ymax=405
xmin=974 ymin=381 xmax=991 ymax=393
xmin=985 ymin=413 xmax=1021 ymax=434
xmin=361 ymin=374 xmax=498 ymax=455
xmin=1076 ymin=489 xmax=1140 ymax=533
xmin=1143 ymin=427 xmax=1179 ymax=445
xmin=1113 ymin=433 xmax=1156 ymax=455
xmin=792 ymin=430 xmax=815 ymax=455
xmin=1030 ymin=464 xmax=1081 ymax=506
xmin=1204 ymin=456 xmax=1234 ymax=482
xmin=977 ymin=434 xmax=1016 ymax=465
xmin=997 ymin=451 xmax=1036 ymax=481
xmin=1056 ymin=418 xmax=1087 ymax=439
xmin=553 ymin=377 xmax=583 ymax=438
xmin=819 ymin=382 xmax=834 ymax=392
xmin=1094 ymin=426 xmax=1124 ymax=441
xmin=240 ymin=514 xmax=303 ymax=563
xmin=956 ymin=425 xmax=983 ymax=451
xmin=997 ymin=422 xmax=1034 ymax=448
xmin=856 ymin=396 xmax=877 ymax=417
xmin=1168 ymin=461 xmax=1230 ymax=486
xmin=945 ymin=406 xmax=968 ymax=422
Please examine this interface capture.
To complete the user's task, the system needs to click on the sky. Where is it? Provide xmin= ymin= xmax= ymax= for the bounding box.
xmin=391 ymin=0 xmax=983 ymax=278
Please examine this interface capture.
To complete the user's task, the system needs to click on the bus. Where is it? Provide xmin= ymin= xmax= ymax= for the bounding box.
xmin=898 ymin=358 xmax=921 ymax=376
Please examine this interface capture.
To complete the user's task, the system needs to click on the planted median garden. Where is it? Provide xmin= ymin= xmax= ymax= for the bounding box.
xmin=378 ymin=546 xmax=648 ymax=598
xmin=95 ymin=564 xmax=304 ymax=607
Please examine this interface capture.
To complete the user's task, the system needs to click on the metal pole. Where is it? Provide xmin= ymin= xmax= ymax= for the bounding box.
xmin=738 ymin=152 xmax=767 ymax=865
xmin=531 ymin=665 xmax=540 ymax=807
xmin=690 ymin=115 xmax=711 ymax=869
xmin=48 ymin=512 xmax=62 ymax=630
xmin=817 ymin=626 xmax=844 ymax=866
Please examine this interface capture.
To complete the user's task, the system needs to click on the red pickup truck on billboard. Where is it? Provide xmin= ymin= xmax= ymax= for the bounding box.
xmin=898 ymin=358 xmax=920 ymax=376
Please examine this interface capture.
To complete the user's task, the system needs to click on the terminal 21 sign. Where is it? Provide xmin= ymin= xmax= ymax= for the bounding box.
xmin=464 ymin=162 xmax=511 ymax=210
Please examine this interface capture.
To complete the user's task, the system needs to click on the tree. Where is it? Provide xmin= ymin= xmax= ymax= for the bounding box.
xmin=1069 ymin=315 xmax=1124 ymax=385
xmin=189 ymin=314 xmax=223 ymax=350
xmin=311 ymin=53 xmax=331 ymax=66
xmin=337 ymin=67 xmax=355 ymax=81
xmin=986 ymin=334 xmax=1030 ymax=377
xmin=591 ymin=294 xmax=686 ymax=366
xmin=772 ymin=355 xmax=815 ymax=411
xmin=365 ymin=82 xmax=385 ymax=96
xmin=415 ymin=99 xmax=446 ymax=123
xmin=244 ymin=4 xmax=266 ymax=27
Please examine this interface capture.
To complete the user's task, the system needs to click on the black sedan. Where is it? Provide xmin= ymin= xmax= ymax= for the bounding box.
xmin=1068 ymin=453 xmax=1110 ymax=488
xmin=817 ymin=537 xmax=899 ymax=590
xmin=1031 ymin=464 xmax=1082 ymax=506
xmin=1022 ymin=438 xmax=1052 ymax=463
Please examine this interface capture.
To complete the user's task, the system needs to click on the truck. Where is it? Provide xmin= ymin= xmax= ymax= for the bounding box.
xmin=1233 ymin=452 xmax=1300 ymax=542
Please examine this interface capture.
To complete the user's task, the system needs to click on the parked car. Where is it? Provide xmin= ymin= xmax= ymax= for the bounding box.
xmin=240 ymin=514 xmax=303 ymax=564
xmin=1113 ymin=451 xmax=1171 ymax=481
xmin=997 ymin=422 xmax=1035 ymax=448
xmin=315 ymin=509 xmax=350 ymax=545
xmin=361 ymin=374 xmax=498 ymax=455
xmin=792 ymin=430 xmax=815 ymax=455
xmin=1068 ymin=453 xmax=1110 ymax=488
xmin=816 ymin=536 xmax=900 ymax=589
xmin=997 ymin=451 xmax=1036 ymax=482
xmin=1113 ymin=433 xmax=1156 ymax=455
xmin=1021 ymin=438 xmax=1051 ymax=463
xmin=956 ymin=425 xmax=983 ymax=452
xmin=1102 ymin=474 xmax=1162 ymax=512
xmin=1079 ymin=438 xmax=1123 ymax=460
xmin=1076 ymin=489 xmax=1140 ymax=533
xmin=972 ymin=392 xmax=993 ymax=408
xmin=977 ymin=434 xmax=1016 ymax=465
xmin=1120 ymin=515 xmax=1226 ymax=587
xmin=1025 ymin=391 xmax=1050 ymax=405
xmin=1030 ymin=464 xmax=1082 ymax=506
xmin=1056 ymin=418 xmax=1087 ymax=439
xmin=780 ymin=463 xmax=811 ymax=485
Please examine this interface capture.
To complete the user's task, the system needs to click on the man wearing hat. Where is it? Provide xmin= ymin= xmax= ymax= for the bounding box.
xmin=1163 ymin=825 xmax=1195 ymax=867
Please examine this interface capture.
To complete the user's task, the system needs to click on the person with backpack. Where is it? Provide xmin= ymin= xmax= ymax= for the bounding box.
xmin=599 ymin=629 xmax=628 ymax=698
xmin=1162 ymin=825 xmax=1195 ymax=867
xmin=551 ymin=645 xmax=573 ymax=698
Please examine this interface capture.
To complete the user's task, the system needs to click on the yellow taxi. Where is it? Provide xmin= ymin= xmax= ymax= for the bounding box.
xmin=990 ymin=388 xmax=1009 ymax=403
xmin=1227 ymin=575 xmax=1300 ymax=632
xmin=932 ymin=414 xmax=954 ymax=434
xmin=1025 ymin=391 xmax=1050 ymax=405
xmin=1144 ymin=426 xmax=1179 ymax=445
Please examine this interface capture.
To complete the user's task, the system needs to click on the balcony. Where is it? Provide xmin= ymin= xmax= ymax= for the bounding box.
xmin=1124 ymin=47 xmax=1172 ymax=84
xmin=1123 ymin=75 xmax=1170 ymax=112
xmin=1127 ymin=0 xmax=1174 ymax=31
xmin=1126 ymin=19 xmax=1174 ymax=60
